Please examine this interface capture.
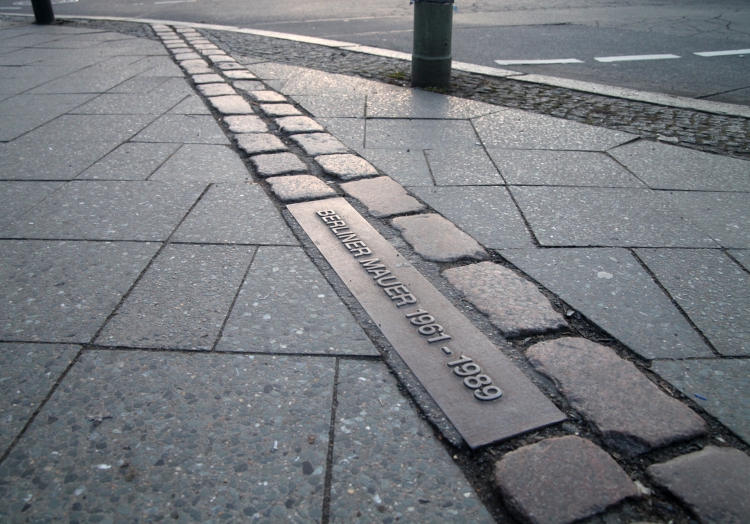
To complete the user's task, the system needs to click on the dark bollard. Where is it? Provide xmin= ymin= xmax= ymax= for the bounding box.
xmin=31 ymin=0 xmax=55 ymax=24
xmin=411 ymin=0 xmax=453 ymax=89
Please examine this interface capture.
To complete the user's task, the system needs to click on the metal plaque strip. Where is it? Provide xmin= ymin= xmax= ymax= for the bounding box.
xmin=288 ymin=198 xmax=565 ymax=448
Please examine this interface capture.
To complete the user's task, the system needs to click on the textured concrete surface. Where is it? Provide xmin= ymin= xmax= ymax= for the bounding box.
xmin=260 ymin=103 xmax=302 ymax=117
xmin=224 ymin=114 xmax=267 ymax=133
xmin=207 ymin=95 xmax=254 ymax=115
xmin=266 ymin=175 xmax=337 ymax=202
xmin=292 ymin=133 xmax=349 ymax=156
xmin=393 ymin=214 xmax=488 ymax=263
xmin=196 ymin=82 xmax=235 ymax=97
xmin=340 ymin=176 xmax=424 ymax=218
xmin=246 ymin=90 xmax=287 ymax=103
xmin=236 ymin=133 xmax=288 ymax=155
xmin=150 ymin=144 xmax=251 ymax=183
xmin=275 ymin=116 xmax=325 ymax=134
xmin=315 ymin=153 xmax=378 ymax=181
xmin=426 ymin=148 xmax=503 ymax=186
xmin=251 ymin=152 xmax=308 ymax=177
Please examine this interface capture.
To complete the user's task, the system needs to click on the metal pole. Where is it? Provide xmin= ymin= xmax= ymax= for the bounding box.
xmin=31 ymin=0 xmax=55 ymax=24
xmin=411 ymin=0 xmax=453 ymax=89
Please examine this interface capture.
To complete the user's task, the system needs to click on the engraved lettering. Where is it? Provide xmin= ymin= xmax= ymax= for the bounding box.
xmin=317 ymin=210 xmax=336 ymax=216
xmin=376 ymin=275 xmax=400 ymax=287
xmin=392 ymin=293 xmax=416 ymax=307
xmin=326 ymin=220 xmax=346 ymax=228
xmin=344 ymin=241 xmax=367 ymax=250
xmin=321 ymin=215 xmax=342 ymax=223
xmin=337 ymin=233 xmax=359 ymax=242
xmin=331 ymin=226 xmax=350 ymax=234
xmin=360 ymin=258 xmax=385 ymax=269
xmin=350 ymin=247 xmax=372 ymax=257
xmin=383 ymin=285 xmax=410 ymax=298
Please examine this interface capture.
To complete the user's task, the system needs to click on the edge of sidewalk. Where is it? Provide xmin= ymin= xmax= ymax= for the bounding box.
xmin=5 ymin=12 xmax=750 ymax=119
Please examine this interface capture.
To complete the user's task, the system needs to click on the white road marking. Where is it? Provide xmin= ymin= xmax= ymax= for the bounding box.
xmin=694 ymin=49 xmax=750 ymax=57
xmin=595 ymin=54 xmax=680 ymax=62
xmin=494 ymin=58 xmax=584 ymax=65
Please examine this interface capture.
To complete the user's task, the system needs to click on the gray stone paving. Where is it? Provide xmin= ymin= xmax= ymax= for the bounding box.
xmin=425 ymin=148 xmax=503 ymax=186
xmin=251 ymin=152 xmax=307 ymax=177
xmin=661 ymin=191 xmax=750 ymax=248
xmin=266 ymin=175 xmax=337 ymax=203
xmin=77 ymin=142 xmax=180 ymax=180
xmin=0 ymin=181 xmax=64 ymax=230
xmin=236 ymin=133 xmax=288 ymax=155
xmin=207 ymin=94 xmax=254 ymax=115
xmin=133 ymin=114 xmax=229 ymax=144
xmin=275 ymin=116 xmax=324 ymax=134
xmin=340 ymin=176 xmax=424 ymax=218
xmin=358 ymin=149 xmax=433 ymax=187
xmin=315 ymin=153 xmax=378 ymax=181
xmin=224 ymin=114 xmax=267 ymax=133
xmin=150 ymin=144 xmax=251 ymax=183
xmin=392 ymin=214 xmax=489 ymax=263
xmin=292 ymin=133 xmax=349 ymax=156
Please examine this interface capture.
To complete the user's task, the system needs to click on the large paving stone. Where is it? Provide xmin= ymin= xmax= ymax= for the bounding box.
xmin=173 ymin=183 xmax=298 ymax=245
xmin=443 ymin=262 xmax=567 ymax=338
xmin=0 ymin=343 xmax=80 ymax=456
xmin=316 ymin=117 xmax=365 ymax=151
xmin=653 ymin=359 xmax=750 ymax=445
xmin=275 ymin=116 xmax=324 ymax=134
xmin=494 ymin=436 xmax=638 ymax=524
xmin=291 ymin=93 xmax=366 ymax=118
xmin=207 ymin=95 xmax=254 ymax=115
xmin=17 ymin=114 xmax=155 ymax=144
xmin=166 ymin=94 xmax=211 ymax=115
xmin=473 ymin=109 xmax=634 ymax=151
xmin=251 ymin=152 xmax=307 ymax=177
xmin=511 ymin=187 xmax=716 ymax=247
xmin=0 ymin=351 xmax=335 ymax=522
xmin=3 ymin=181 xmax=204 ymax=241
xmin=224 ymin=114 xmax=267 ymax=133
xmin=133 ymin=114 xmax=229 ymax=144
xmin=425 ymin=148 xmax=503 ymax=186
xmin=0 ymin=182 xmax=64 ymax=230
xmin=98 ymin=244 xmax=254 ymax=350
xmin=730 ymin=249 xmax=750 ymax=270
xmin=366 ymin=89 xmax=496 ymax=119
xmin=527 ymin=338 xmax=707 ymax=456
xmin=364 ymin=119 xmax=479 ymax=149
xmin=0 ymin=240 xmax=159 ymax=343
xmin=315 ymin=153 xmax=378 ymax=181
xmin=660 ymin=191 xmax=750 ymax=248
xmin=340 ymin=176 xmax=424 ymax=218
xmin=150 ymin=144 xmax=251 ymax=183
xmin=501 ymin=248 xmax=712 ymax=359
xmin=392 ymin=214 xmax=489 ymax=262
xmin=359 ymin=148 xmax=434 ymax=187
xmin=488 ymin=149 xmax=644 ymax=187
xmin=291 ymin=133 xmax=348 ymax=156
xmin=266 ymin=175 xmax=337 ymax=203
xmin=610 ymin=140 xmax=750 ymax=191
xmin=637 ymin=249 xmax=750 ymax=356
xmin=647 ymin=446 xmax=750 ymax=524
xmin=236 ymin=133 xmax=288 ymax=155
xmin=77 ymin=142 xmax=180 ymax=180
xmin=217 ymin=246 xmax=378 ymax=355
xmin=330 ymin=360 xmax=493 ymax=524
xmin=411 ymin=186 xmax=533 ymax=249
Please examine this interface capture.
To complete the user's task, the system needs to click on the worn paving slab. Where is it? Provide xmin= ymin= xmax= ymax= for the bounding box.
xmin=69 ymin=91 xmax=188 ymax=116
xmin=191 ymin=73 xmax=223 ymax=84
xmin=0 ymin=93 xmax=97 ymax=141
xmin=610 ymin=140 xmax=750 ymax=191
xmin=494 ymin=436 xmax=638 ymax=524
xmin=527 ymin=338 xmax=707 ymax=456
xmin=216 ymin=246 xmax=378 ymax=356
xmin=207 ymin=95 xmax=255 ymax=115
xmin=0 ymin=351 xmax=335 ymax=522
xmin=173 ymin=183 xmax=298 ymax=245
xmin=251 ymin=152 xmax=307 ymax=178
xmin=501 ymin=248 xmax=712 ymax=359
xmin=488 ymin=149 xmax=645 ymax=188
xmin=149 ymin=144 xmax=251 ymax=183
xmin=275 ymin=116 xmax=324 ymax=134
xmin=109 ymin=74 xmax=175 ymax=94
xmin=3 ymin=181 xmax=204 ymax=241
xmin=18 ymin=113 xmax=155 ymax=144
xmin=511 ymin=187 xmax=716 ymax=247
xmin=330 ymin=360 xmax=493 ymax=524
xmin=179 ymin=59 xmax=212 ymax=75
xmin=365 ymin=119 xmax=479 ymax=149
xmin=236 ymin=133 xmax=288 ymax=155
xmin=132 ymin=114 xmax=229 ymax=144
xmin=77 ymin=142 xmax=180 ymax=181
xmin=358 ymin=149 xmax=433 ymax=187
xmin=266 ymin=175 xmax=337 ymax=203
xmin=730 ymin=249 xmax=750 ymax=270
xmin=196 ymin=82 xmax=235 ymax=97
xmin=425 ymin=148 xmax=504 ymax=186
xmin=0 ymin=240 xmax=159 ymax=343
xmin=315 ymin=153 xmax=378 ymax=181
xmin=660 ymin=191 xmax=750 ymax=248
xmin=0 ymin=181 xmax=64 ymax=230
xmin=637 ymin=249 xmax=750 ymax=356
xmin=166 ymin=94 xmax=211 ymax=115
xmin=316 ymin=117 xmax=365 ymax=151
xmin=473 ymin=109 xmax=634 ymax=151
xmin=647 ymin=446 xmax=750 ymax=524
xmin=292 ymin=133 xmax=349 ymax=156
xmin=340 ymin=176 xmax=424 ymax=218
xmin=232 ymin=79 xmax=266 ymax=92
xmin=223 ymin=69 xmax=256 ymax=80
xmin=246 ymin=90 xmax=287 ymax=103
xmin=224 ymin=115 xmax=268 ymax=133
xmin=393 ymin=214 xmax=489 ymax=262
xmin=0 ymin=343 xmax=80 ymax=457
xmin=444 ymin=262 xmax=568 ymax=338
xmin=260 ymin=103 xmax=302 ymax=117
xmin=291 ymin=93 xmax=365 ymax=118
xmin=652 ymin=359 xmax=750 ymax=445
xmin=366 ymin=90 xmax=497 ymax=120
xmin=98 ymin=244 xmax=254 ymax=351
xmin=411 ymin=186 xmax=533 ymax=249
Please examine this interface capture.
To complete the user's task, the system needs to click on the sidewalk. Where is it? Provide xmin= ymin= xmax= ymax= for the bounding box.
xmin=1 ymin=17 xmax=749 ymax=524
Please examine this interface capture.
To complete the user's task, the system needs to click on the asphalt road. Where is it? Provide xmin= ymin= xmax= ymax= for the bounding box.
xmin=3 ymin=0 xmax=750 ymax=105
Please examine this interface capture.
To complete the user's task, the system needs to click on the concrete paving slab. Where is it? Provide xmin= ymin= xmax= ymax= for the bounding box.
xmin=150 ymin=144 xmax=251 ymax=183
xmin=647 ymin=446 xmax=750 ymax=524
xmin=365 ymin=119 xmax=479 ymax=149
xmin=501 ymin=248 xmax=712 ymax=359
xmin=216 ymin=246 xmax=378 ymax=356
xmin=511 ymin=187 xmax=717 ymax=247
xmin=291 ymin=93 xmax=366 ymax=118
xmin=224 ymin=114 xmax=267 ymax=133
xmin=68 ymin=92 xmax=186 ymax=115
xmin=0 ymin=240 xmax=159 ymax=343
xmin=392 ymin=214 xmax=489 ymax=262
xmin=359 ymin=149 xmax=433 ymax=187
xmin=0 ymin=93 xmax=96 ymax=141
xmin=196 ymin=82 xmax=235 ymax=97
xmin=528 ymin=338 xmax=707 ymax=456
xmin=208 ymin=55 xmax=236 ymax=65
xmin=488 ymin=149 xmax=645 ymax=188
xmin=173 ymin=51 xmax=201 ymax=61
xmin=411 ymin=186 xmax=533 ymax=249
xmin=179 ymin=58 xmax=212 ymax=75
xmin=729 ymin=249 xmax=750 ymax=270
xmin=315 ymin=153 xmax=378 ymax=181
xmin=26 ymin=58 xmax=151 ymax=94
xmin=637 ymin=249 xmax=750 ymax=356
xmin=191 ymin=73 xmax=223 ymax=84
xmin=173 ymin=183 xmax=298 ymax=245
xmin=0 ymin=181 xmax=64 ymax=230
xmin=366 ymin=90 xmax=497 ymax=119
xmin=426 ymin=148 xmax=504 ymax=186
xmin=251 ymin=153 xmax=307 ymax=177
xmin=222 ymin=70 xmax=256 ymax=80
xmin=217 ymin=62 xmax=245 ymax=71
xmin=167 ymin=94 xmax=211 ymax=114
xmin=232 ymin=79 xmax=266 ymax=92
xmin=0 ymin=343 xmax=80 ymax=457
xmin=20 ymin=114 xmax=155 ymax=144
xmin=494 ymin=436 xmax=638 ymax=524
xmin=652 ymin=359 xmax=750 ymax=445
xmin=341 ymin=176 xmax=425 ymax=218
xmin=317 ymin=117 xmax=365 ymax=151
xmin=330 ymin=359 xmax=494 ymax=523
xmin=77 ymin=142 xmax=180 ymax=181
xmin=276 ymin=67 xmax=402 ymax=96
xmin=660 ymin=191 xmax=750 ymax=248
xmin=236 ymin=133 xmax=288 ymax=155
xmin=98 ymin=244 xmax=254 ymax=350
xmin=275 ymin=116 xmax=324 ymax=134
xmin=108 ymin=74 xmax=174 ymax=94
xmin=260 ymin=103 xmax=302 ymax=117
xmin=132 ymin=114 xmax=229 ymax=144
xmin=0 ymin=351 xmax=335 ymax=522
xmin=207 ymin=95 xmax=255 ymax=115
xmin=292 ymin=133 xmax=349 ymax=156
xmin=267 ymin=175 xmax=337 ymax=202
xmin=246 ymin=90 xmax=287 ymax=103
xmin=610 ymin=140 xmax=750 ymax=191
xmin=473 ymin=109 xmax=634 ymax=151
xmin=4 ymin=181 xmax=204 ymax=241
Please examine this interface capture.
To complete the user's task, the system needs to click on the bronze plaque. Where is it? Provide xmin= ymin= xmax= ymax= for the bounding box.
xmin=288 ymin=198 xmax=565 ymax=448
